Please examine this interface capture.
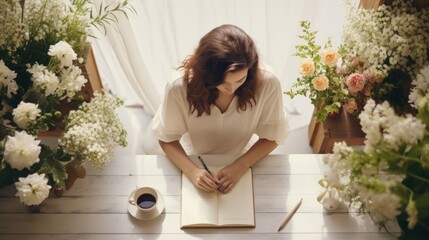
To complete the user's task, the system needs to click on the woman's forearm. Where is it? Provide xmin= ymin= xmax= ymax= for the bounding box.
xmin=234 ymin=138 xmax=278 ymax=168
xmin=158 ymin=140 xmax=199 ymax=175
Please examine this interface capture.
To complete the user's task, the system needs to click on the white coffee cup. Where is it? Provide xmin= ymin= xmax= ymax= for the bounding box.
xmin=130 ymin=187 xmax=159 ymax=212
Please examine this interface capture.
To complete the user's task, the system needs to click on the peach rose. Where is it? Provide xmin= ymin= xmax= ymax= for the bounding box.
xmin=346 ymin=73 xmax=366 ymax=93
xmin=311 ymin=75 xmax=329 ymax=91
xmin=321 ymin=48 xmax=339 ymax=67
xmin=299 ymin=58 xmax=315 ymax=76
xmin=344 ymin=100 xmax=357 ymax=113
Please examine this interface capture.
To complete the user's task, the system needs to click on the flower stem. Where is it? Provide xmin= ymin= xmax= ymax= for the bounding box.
xmin=407 ymin=172 xmax=429 ymax=184
xmin=19 ymin=0 xmax=25 ymax=23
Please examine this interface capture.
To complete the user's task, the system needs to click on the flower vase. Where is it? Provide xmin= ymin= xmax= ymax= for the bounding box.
xmin=54 ymin=160 xmax=86 ymax=197
xmin=308 ymin=105 xmax=365 ymax=153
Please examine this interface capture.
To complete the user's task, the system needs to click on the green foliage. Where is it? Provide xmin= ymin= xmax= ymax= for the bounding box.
xmin=285 ymin=21 xmax=349 ymax=122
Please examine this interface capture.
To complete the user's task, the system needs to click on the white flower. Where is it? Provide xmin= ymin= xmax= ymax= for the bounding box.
xmin=12 ymin=102 xmax=41 ymax=129
xmin=342 ymin=1 xmax=429 ymax=79
xmin=27 ymin=63 xmax=59 ymax=96
xmin=48 ymin=41 xmax=77 ymax=67
xmin=59 ymin=92 xmax=127 ymax=169
xmin=366 ymin=192 xmax=402 ymax=220
xmin=15 ymin=173 xmax=51 ymax=206
xmin=56 ymin=65 xmax=87 ymax=100
xmin=4 ymin=131 xmax=41 ymax=170
xmin=383 ymin=115 xmax=425 ymax=150
xmin=409 ymin=64 xmax=429 ymax=108
xmin=0 ymin=60 xmax=18 ymax=98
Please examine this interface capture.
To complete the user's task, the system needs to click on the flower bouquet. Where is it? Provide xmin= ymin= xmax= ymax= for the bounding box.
xmin=318 ymin=65 xmax=429 ymax=238
xmin=285 ymin=0 xmax=429 ymax=122
xmin=0 ymin=0 xmax=131 ymax=206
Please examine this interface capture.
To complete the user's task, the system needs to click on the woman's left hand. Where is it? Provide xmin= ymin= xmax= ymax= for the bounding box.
xmin=216 ymin=162 xmax=247 ymax=193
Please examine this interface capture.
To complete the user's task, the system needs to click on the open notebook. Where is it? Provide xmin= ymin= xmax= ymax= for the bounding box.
xmin=180 ymin=167 xmax=255 ymax=228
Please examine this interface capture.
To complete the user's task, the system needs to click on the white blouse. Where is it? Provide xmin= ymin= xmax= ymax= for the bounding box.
xmin=152 ymin=67 xmax=289 ymax=155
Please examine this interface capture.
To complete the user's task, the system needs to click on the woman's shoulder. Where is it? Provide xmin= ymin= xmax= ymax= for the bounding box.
xmin=167 ymin=68 xmax=185 ymax=85
xmin=257 ymin=64 xmax=281 ymax=93
xmin=165 ymin=71 xmax=187 ymax=98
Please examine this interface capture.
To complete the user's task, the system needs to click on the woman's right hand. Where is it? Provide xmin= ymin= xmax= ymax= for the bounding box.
xmin=186 ymin=168 xmax=219 ymax=192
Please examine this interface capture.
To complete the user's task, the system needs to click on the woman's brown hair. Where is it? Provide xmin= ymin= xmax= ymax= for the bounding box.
xmin=180 ymin=24 xmax=261 ymax=116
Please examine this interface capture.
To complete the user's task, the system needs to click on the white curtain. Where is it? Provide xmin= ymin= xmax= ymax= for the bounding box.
xmin=90 ymin=0 xmax=359 ymax=121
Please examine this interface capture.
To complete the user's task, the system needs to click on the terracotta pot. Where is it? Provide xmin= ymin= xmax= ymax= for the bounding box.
xmin=53 ymin=160 xmax=86 ymax=197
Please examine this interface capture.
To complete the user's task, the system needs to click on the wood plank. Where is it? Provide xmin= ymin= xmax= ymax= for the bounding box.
xmin=0 ymin=194 xmax=352 ymax=214
xmin=0 ymin=213 xmax=400 ymax=234
xmin=0 ymin=174 xmax=324 ymax=198
xmin=0 ymin=233 xmax=399 ymax=240
xmin=84 ymin=154 xmax=181 ymax=176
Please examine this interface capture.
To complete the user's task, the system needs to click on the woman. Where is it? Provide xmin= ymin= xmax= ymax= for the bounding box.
xmin=153 ymin=24 xmax=288 ymax=193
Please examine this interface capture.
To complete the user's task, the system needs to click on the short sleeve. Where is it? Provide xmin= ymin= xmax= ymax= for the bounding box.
xmin=255 ymin=71 xmax=289 ymax=144
xmin=152 ymin=79 xmax=188 ymax=142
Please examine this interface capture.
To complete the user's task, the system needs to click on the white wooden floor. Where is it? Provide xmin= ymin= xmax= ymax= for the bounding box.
xmin=0 ymin=155 xmax=400 ymax=239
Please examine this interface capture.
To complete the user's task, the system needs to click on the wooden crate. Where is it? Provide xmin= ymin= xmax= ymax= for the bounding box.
xmin=308 ymin=107 xmax=365 ymax=153
xmin=359 ymin=0 xmax=429 ymax=9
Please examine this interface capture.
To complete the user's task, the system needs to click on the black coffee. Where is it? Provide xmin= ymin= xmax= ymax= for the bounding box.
xmin=137 ymin=193 xmax=156 ymax=209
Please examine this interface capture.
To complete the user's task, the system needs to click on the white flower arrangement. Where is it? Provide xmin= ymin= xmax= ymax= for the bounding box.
xmin=0 ymin=0 xmax=132 ymax=206
xmin=343 ymin=0 xmax=429 ymax=79
xmin=318 ymin=95 xmax=429 ymax=237
xmin=59 ymin=92 xmax=128 ymax=170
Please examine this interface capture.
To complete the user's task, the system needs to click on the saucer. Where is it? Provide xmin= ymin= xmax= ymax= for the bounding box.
xmin=127 ymin=188 xmax=165 ymax=221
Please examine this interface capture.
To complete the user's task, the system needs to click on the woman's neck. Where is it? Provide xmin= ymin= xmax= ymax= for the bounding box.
xmin=214 ymin=93 xmax=235 ymax=113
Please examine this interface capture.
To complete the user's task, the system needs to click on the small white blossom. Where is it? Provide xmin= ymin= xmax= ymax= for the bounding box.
xmin=48 ymin=41 xmax=77 ymax=67
xmin=4 ymin=131 xmax=41 ymax=170
xmin=0 ymin=60 xmax=18 ymax=98
xmin=343 ymin=0 xmax=429 ymax=79
xmin=15 ymin=173 xmax=51 ymax=206
xmin=12 ymin=102 xmax=41 ymax=129
xmin=59 ymin=92 xmax=127 ymax=169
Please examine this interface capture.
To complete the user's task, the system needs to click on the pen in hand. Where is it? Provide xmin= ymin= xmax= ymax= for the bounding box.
xmin=198 ymin=156 xmax=213 ymax=176
xmin=198 ymin=156 xmax=220 ymax=191
xmin=277 ymin=198 xmax=303 ymax=232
